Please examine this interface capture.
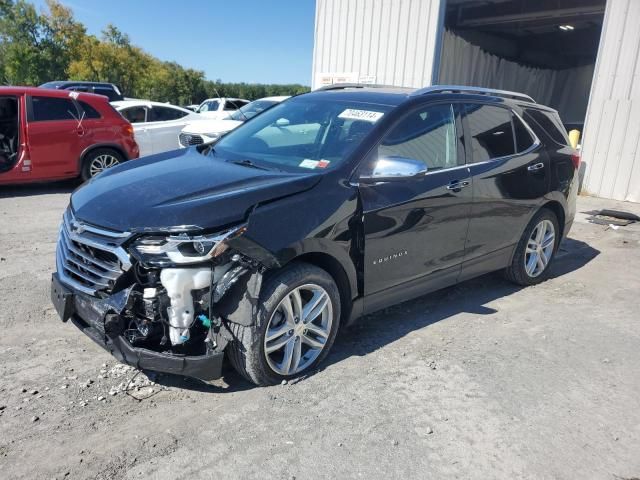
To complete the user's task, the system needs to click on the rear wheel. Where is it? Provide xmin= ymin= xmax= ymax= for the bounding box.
xmin=504 ymin=208 xmax=560 ymax=286
xmin=226 ymin=263 xmax=341 ymax=386
xmin=81 ymin=148 xmax=123 ymax=181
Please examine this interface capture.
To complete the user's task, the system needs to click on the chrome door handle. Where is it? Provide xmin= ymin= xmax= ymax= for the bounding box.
xmin=446 ymin=180 xmax=470 ymax=190
xmin=527 ymin=162 xmax=544 ymax=172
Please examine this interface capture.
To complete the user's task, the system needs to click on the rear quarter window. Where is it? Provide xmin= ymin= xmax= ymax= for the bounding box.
xmin=78 ymin=101 xmax=101 ymax=119
xmin=93 ymin=87 xmax=121 ymax=102
xmin=524 ymin=108 xmax=570 ymax=146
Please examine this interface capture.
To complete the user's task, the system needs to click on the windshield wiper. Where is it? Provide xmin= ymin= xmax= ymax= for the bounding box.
xmin=229 ymin=159 xmax=271 ymax=171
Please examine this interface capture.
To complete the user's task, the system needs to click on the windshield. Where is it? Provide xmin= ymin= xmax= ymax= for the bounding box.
xmin=213 ymin=97 xmax=390 ymax=172
xmin=228 ymin=99 xmax=279 ymax=121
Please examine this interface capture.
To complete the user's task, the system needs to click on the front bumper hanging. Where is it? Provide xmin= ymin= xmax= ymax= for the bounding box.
xmin=51 ymin=273 xmax=224 ymax=381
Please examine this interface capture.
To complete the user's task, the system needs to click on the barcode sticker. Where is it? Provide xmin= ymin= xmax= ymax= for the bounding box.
xmin=338 ymin=108 xmax=384 ymax=123
xmin=299 ymin=159 xmax=319 ymax=169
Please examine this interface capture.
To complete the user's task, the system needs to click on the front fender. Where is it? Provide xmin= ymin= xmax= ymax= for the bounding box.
xmin=227 ymin=177 xmax=360 ymax=301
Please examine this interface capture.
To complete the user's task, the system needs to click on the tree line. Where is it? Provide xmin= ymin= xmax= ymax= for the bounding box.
xmin=0 ymin=0 xmax=309 ymax=105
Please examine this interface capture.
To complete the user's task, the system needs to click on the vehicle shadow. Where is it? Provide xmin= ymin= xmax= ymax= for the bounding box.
xmin=160 ymin=237 xmax=599 ymax=392
xmin=0 ymin=179 xmax=80 ymax=198
xmin=151 ymin=371 xmax=255 ymax=394
xmin=322 ymin=237 xmax=600 ymax=375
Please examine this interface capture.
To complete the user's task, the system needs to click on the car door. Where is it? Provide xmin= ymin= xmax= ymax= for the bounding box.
xmin=145 ymin=106 xmax=191 ymax=154
xmin=120 ymin=106 xmax=151 ymax=156
xmin=459 ymin=102 xmax=549 ymax=280
xmin=26 ymin=95 xmax=85 ymax=180
xmin=0 ymin=94 xmax=23 ymax=184
xmin=358 ymin=102 xmax=472 ymax=309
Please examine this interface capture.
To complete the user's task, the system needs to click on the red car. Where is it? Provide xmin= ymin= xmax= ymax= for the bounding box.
xmin=0 ymin=87 xmax=139 ymax=185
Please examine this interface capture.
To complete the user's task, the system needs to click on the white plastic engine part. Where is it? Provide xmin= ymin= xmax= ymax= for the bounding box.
xmin=160 ymin=268 xmax=212 ymax=345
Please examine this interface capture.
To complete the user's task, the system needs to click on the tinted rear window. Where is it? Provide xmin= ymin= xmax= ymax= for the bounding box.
xmin=149 ymin=106 xmax=188 ymax=122
xmin=524 ymin=109 xmax=569 ymax=146
xmin=93 ymin=87 xmax=121 ymax=102
xmin=79 ymin=101 xmax=101 ymax=119
xmin=464 ymin=104 xmax=515 ymax=161
xmin=121 ymin=106 xmax=146 ymax=123
xmin=31 ymin=96 xmax=78 ymax=122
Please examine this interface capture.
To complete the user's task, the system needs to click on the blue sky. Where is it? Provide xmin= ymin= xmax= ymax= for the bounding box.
xmin=31 ymin=0 xmax=316 ymax=85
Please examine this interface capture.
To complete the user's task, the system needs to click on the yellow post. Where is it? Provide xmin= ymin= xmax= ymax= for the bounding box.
xmin=569 ymin=129 xmax=581 ymax=149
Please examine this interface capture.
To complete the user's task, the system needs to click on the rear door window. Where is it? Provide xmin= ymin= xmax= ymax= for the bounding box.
xmin=149 ymin=106 xmax=189 ymax=122
xmin=463 ymin=104 xmax=515 ymax=162
xmin=31 ymin=96 xmax=79 ymax=122
xmin=120 ymin=106 xmax=147 ymax=123
xmin=224 ymin=100 xmax=247 ymax=110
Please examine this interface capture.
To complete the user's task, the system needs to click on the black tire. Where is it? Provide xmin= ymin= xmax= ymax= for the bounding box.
xmin=504 ymin=208 xmax=560 ymax=286
xmin=226 ymin=262 xmax=341 ymax=386
xmin=81 ymin=148 xmax=124 ymax=181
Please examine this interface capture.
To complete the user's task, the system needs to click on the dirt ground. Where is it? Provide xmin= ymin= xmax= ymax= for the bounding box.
xmin=0 ymin=182 xmax=639 ymax=480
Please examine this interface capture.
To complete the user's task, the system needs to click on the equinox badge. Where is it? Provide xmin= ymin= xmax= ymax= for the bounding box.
xmin=373 ymin=250 xmax=409 ymax=265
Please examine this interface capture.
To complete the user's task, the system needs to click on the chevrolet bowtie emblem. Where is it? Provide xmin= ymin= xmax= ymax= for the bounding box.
xmin=72 ymin=220 xmax=86 ymax=234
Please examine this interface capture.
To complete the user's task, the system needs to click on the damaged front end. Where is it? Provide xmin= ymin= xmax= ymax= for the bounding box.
xmin=51 ymin=208 xmax=263 ymax=381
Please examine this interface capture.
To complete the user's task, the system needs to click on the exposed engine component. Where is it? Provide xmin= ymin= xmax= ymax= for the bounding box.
xmin=160 ymin=267 xmax=212 ymax=345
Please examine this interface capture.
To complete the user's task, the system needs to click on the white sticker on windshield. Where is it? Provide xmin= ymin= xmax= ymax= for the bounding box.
xmin=299 ymin=159 xmax=319 ymax=169
xmin=68 ymin=91 xmax=79 ymax=99
xmin=338 ymin=108 xmax=384 ymax=123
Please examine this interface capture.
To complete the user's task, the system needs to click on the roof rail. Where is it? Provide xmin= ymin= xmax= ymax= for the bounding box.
xmin=314 ymin=83 xmax=400 ymax=92
xmin=411 ymin=85 xmax=535 ymax=103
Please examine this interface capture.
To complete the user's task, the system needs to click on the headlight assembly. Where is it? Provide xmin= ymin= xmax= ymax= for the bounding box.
xmin=129 ymin=224 xmax=246 ymax=266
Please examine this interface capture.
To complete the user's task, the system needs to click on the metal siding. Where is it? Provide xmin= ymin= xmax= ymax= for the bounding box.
xmin=583 ymin=0 xmax=640 ymax=202
xmin=312 ymin=0 xmax=443 ymax=89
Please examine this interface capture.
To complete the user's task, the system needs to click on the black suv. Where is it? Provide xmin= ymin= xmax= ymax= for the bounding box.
xmin=51 ymin=85 xmax=579 ymax=386
xmin=39 ymin=81 xmax=124 ymax=102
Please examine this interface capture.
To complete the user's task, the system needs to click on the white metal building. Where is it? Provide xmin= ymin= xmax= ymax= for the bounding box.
xmin=312 ymin=0 xmax=640 ymax=202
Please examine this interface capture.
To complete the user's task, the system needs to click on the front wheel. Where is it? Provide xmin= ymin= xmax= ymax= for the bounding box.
xmin=504 ymin=208 xmax=560 ymax=286
xmin=226 ymin=263 xmax=341 ymax=386
xmin=81 ymin=148 xmax=123 ymax=181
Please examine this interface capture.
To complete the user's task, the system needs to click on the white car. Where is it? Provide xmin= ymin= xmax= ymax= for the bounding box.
xmin=112 ymin=100 xmax=205 ymax=157
xmin=179 ymin=96 xmax=289 ymax=147
xmin=195 ymin=97 xmax=250 ymax=119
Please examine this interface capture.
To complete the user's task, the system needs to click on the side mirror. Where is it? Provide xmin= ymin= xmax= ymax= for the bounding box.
xmin=360 ymin=156 xmax=428 ymax=183
xmin=275 ymin=118 xmax=290 ymax=127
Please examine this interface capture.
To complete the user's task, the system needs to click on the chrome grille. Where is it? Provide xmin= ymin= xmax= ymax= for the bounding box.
xmin=56 ymin=209 xmax=132 ymax=296
xmin=179 ymin=132 xmax=204 ymax=147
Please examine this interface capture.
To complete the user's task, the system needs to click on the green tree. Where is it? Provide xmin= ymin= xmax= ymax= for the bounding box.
xmin=0 ymin=0 xmax=83 ymax=85
xmin=0 ymin=0 xmax=310 ymax=101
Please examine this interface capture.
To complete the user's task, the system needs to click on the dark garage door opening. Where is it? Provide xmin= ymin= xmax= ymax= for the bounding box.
xmin=438 ymin=0 xmax=606 ymax=132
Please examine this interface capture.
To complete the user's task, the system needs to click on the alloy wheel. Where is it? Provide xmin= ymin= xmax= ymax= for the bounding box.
xmin=525 ymin=219 xmax=555 ymax=277
xmin=89 ymin=154 xmax=120 ymax=177
xmin=264 ymin=284 xmax=333 ymax=376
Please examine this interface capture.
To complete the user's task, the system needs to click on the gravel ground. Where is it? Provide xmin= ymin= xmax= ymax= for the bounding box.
xmin=0 ymin=183 xmax=639 ymax=480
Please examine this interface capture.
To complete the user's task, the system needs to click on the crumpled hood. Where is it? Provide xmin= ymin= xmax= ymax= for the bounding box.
xmin=182 ymin=119 xmax=242 ymax=135
xmin=71 ymin=148 xmax=321 ymax=233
